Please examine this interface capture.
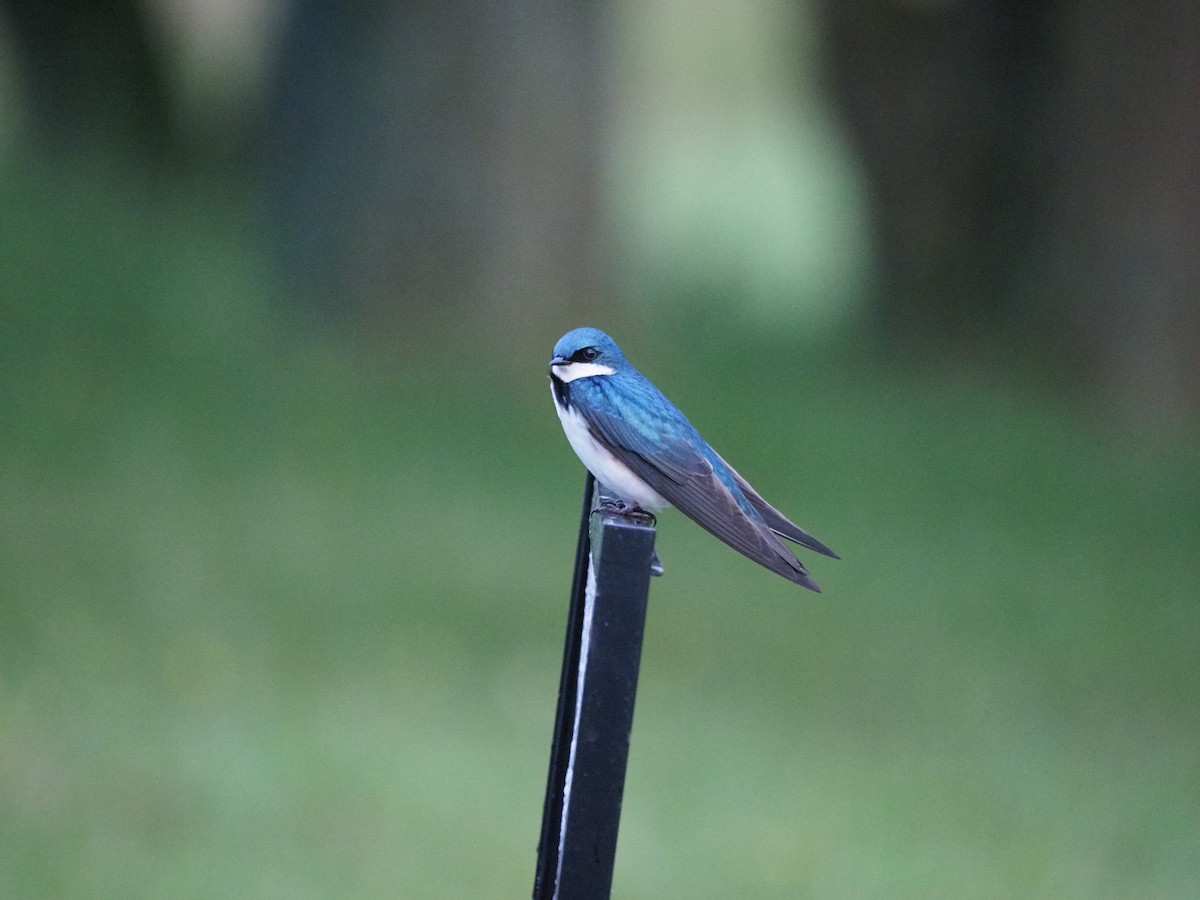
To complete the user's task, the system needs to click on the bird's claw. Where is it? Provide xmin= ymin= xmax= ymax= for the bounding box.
xmin=595 ymin=499 xmax=657 ymax=527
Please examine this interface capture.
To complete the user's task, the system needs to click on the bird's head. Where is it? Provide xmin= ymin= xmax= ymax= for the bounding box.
xmin=549 ymin=328 xmax=626 ymax=383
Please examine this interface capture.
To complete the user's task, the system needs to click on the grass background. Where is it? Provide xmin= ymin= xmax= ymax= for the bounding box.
xmin=2 ymin=157 xmax=1199 ymax=898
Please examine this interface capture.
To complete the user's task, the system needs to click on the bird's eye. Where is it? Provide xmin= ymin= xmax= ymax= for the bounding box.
xmin=581 ymin=347 xmax=599 ymax=361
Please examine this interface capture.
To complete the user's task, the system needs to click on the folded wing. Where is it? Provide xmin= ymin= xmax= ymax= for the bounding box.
xmin=581 ymin=400 xmax=823 ymax=591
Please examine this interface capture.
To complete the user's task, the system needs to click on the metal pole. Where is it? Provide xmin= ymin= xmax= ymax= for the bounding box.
xmin=533 ymin=474 xmax=657 ymax=900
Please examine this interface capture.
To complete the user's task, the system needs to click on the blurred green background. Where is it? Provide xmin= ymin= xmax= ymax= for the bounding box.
xmin=1 ymin=2 xmax=1198 ymax=898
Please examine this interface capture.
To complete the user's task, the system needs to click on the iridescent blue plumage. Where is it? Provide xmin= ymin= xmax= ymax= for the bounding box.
xmin=549 ymin=327 xmax=837 ymax=591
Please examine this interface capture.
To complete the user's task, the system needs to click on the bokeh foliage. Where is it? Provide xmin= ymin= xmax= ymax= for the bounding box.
xmin=2 ymin=154 xmax=1198 ymax=898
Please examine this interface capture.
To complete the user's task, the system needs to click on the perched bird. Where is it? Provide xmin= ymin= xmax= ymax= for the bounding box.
xmin=548 ymin=327 xmax=838 ymax=591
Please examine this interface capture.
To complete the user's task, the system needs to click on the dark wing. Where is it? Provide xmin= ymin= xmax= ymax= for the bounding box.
xmin=579 ymin=401 xmax=823 ymax=591
xmin=714 ymin=452 xmax=839 ymax=559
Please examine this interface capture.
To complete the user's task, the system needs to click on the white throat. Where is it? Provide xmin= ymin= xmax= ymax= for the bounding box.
xmin=551 ymin=361 xmax=615 ymax=383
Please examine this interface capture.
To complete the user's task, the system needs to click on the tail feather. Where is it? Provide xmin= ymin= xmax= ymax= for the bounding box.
xmin=716 ymin=454 xmax=840 ymax=559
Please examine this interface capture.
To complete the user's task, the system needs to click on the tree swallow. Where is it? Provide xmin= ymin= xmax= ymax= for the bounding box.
xmin=549 ymin=327 xmax=838 ymax=591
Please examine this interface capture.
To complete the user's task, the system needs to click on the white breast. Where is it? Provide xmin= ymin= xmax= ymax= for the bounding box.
xmin=551 ymin=384 xmax=670 ymax=511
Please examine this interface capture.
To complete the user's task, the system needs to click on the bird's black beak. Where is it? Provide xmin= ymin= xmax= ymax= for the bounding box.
xmin=548 ymin=355 xmax=568 ymax=374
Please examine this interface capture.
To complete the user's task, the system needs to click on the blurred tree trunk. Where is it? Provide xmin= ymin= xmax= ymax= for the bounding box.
xmin=1 ymin=0 xmax=176 ymax=160
xmin=263 ymin=0 xmax=610 ymax=340
xmin=1044 ymin=0 xmax=1200 ymax=425
xmin=818 ymin=0 xmax=1058 ymax=345
xmin=818 ymin=0 xmax=1200 ymax=422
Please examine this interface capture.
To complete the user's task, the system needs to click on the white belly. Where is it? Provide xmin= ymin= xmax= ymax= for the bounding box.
xmin=552 ymin=390 xmax=669 ymax=510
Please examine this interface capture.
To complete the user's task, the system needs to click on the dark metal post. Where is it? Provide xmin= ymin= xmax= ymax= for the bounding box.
xmin=533 ymin=474 xmax=657 ymax=900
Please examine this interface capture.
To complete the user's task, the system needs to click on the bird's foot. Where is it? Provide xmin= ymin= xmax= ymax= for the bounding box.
xmin=596 ymin=499 xmax=657 ymax=527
